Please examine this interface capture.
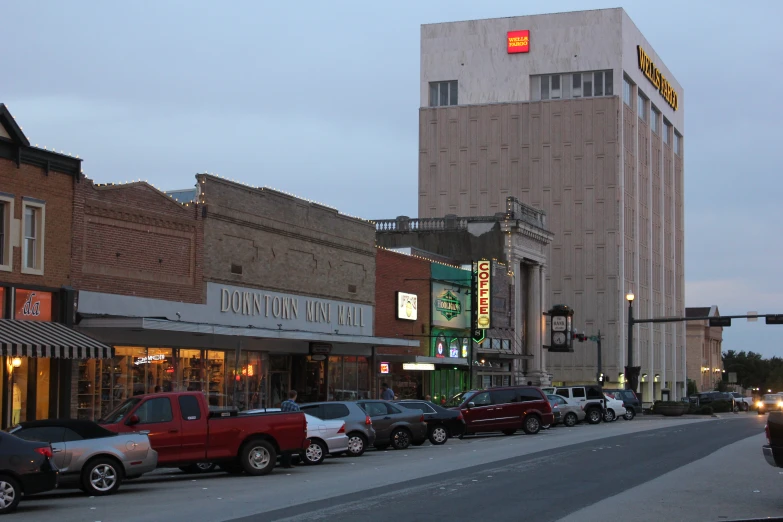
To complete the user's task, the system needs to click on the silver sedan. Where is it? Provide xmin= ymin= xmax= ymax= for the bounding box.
xmin=546 ymin=394 xmax=587 ymax=427
xmin=9 ymin=419 xmax=157 ymax=496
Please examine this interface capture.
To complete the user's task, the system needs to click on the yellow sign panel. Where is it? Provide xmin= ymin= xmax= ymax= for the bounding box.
xmin=637 ymin=45 xmax=678 ymax=111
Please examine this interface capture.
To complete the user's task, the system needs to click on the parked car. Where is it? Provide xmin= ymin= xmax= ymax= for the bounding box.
xmin=544 ymin=385 xmax=606 ymax=424
xmin=244 ymin=409 xmax=348 ymax=465
xmin=8 ymin=419 xmax=157 ymax=496
xmin=546 ymin=394 xmax=585 ymax=427
xmin=763 ymin=411 xmax=783 ymax=467
xmin=299 ymin=401 xmax=376 ymax=457
xmin=394 ymin=400 xmax=466 ymax=444
xmin=356 ymin=400 xmax=428 ymax=450
xmin=603 ymin=388 xmax=642 ymax=419
xmin=99 ymin=391 xmax=310 ymax=476
xmin=0 ymin=431 xmax=58 ymax=514
xmin=545 ymin=402 xmax=561 ymax=429
xmin=602 ymin=394 xmax=627 ymax=422
xmin=697 ymin=391 xmax=737 ymax=411
xmin=729 ymin=392 xmax=753 ymax=412
xmin=756 ymin=394 xmax=783 ymax=415
xmin=452 ymin=386 xmax=555 ymax=436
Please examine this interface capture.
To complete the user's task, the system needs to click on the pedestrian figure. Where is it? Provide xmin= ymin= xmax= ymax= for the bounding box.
xmin=381 ymin=383 xmax=395 ymax=401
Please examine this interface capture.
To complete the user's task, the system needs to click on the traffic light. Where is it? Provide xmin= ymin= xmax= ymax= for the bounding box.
xmin=597 ymin=373 xmax=605 ymax=384
xmin=767 ymin=315 xmax=783 ymax=325
xmin=709 ymin=317 xmax=731 ymax=327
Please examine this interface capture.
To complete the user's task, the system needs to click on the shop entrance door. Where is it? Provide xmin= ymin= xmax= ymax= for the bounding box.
xmin=291 ymin=356 xmax=326 ymax=404
xmin=269 ymin=372 xmax=289 ymax=408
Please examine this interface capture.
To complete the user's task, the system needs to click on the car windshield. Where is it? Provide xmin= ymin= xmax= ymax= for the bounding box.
xmin=98 ymin=398 xmax=141 ymax=424
xmin=764 ymin=395 xmax=779 ymax=401
xmin=446 ymin=391 xmax=471 ymax=407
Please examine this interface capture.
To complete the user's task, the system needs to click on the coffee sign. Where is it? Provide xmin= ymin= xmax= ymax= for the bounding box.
xmin=14 ymin=289 xmax=53 ymax=322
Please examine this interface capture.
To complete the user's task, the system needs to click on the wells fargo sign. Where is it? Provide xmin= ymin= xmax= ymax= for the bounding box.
xmin=507 ymin=30 xmax=530 ymax=53
xmin=637 ymin=45 xmax=678 ymax=111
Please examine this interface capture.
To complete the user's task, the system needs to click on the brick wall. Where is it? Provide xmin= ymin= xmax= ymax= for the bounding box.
xmin=375 ymin=248 xmax=430 ymax=356
xmin=71 ymin=179 xmax=204 ymax=303
xmin=0 ymin=157 xmax=74 ymax=288
xmin=200 ymin=175 xmax=375 ymax=305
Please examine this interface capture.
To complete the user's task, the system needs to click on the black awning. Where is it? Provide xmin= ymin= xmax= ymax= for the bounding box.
xmin=0 ymin=320 xmax=113 ymax=359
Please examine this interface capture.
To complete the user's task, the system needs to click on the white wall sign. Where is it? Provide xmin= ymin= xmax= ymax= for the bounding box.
xmin=403 ymin=363 xmax=435 ymax=371
xmin=397 ymin=292 xmax=418 ymax=321
xmin=552 ymin=316 xmax=567 ymax=331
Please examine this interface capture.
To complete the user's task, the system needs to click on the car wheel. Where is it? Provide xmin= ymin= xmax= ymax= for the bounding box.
xmin=502 ymin=429 xmax=517 ymax=436
xmin=603 ymin=409 xmax=616 ymax=422
xmin=742 ymin=403 xmax=749 ymax=412
xmin=82 ymin=457 xmax=123 ymax=496
xmin=0 ymin=475 xmax=21 ymax=515
xmin=347 ymin=433 xmax=367 ymax=457
xmin=429 ymin=425 xmax=449 ymax=445
xmin=624 ymin=409 xmax=636 ymax=420
xmin=587 ymin=408 xmax=602 ymax=424
xmin=564 ymin=412 xmax=578 ymax=427
xmin=390 ymin=428 xmax=412 ymax=450
xmin=304 ymin=439 xmax=327 ymax=465
xmin=240 ymin=439 xmax=276 ymax=476
xmin=523 ymin=415 xmax=541 ymax=435
xmin=180 ymin=462 xmax=217 ymax=474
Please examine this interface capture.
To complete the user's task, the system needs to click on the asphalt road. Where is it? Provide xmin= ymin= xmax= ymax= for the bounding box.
xmin=11 ymin=414 xmax=767 ymax=522
xmin=240 ymin=415 xmax=762 ymax=522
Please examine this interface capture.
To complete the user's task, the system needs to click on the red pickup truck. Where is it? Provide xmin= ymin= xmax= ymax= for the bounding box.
xmin=98 ymin=391 xmax=309 ymax=476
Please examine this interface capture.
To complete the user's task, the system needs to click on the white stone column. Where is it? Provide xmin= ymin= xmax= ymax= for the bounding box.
xmin=538 ymin=263 xmax=550 ymax=386
xmin=513 ymin=257 xmax=525 ymax=385
xmin=527 ymin=263 xmax=541 ymax=380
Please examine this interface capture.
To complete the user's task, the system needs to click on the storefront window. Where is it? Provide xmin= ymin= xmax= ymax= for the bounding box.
xmin=177 ymin=349 xmax=203 ymax=392
xmin=35 ymin=359 xmax=50 ymax=420
xmin=430 ymin=369 xmax=469 ymax=406
xmin=230 ymin=351 xmax=261 ymax=411
xmin=327 ymin=356 xmax=370 ymax=401
xmin=11 ymin=357 xmax=28 ymax=425
xmin=386 ymin=363 xmax=421 ymax=400
xmin=269 ymin=355 xmax=290 ymax=408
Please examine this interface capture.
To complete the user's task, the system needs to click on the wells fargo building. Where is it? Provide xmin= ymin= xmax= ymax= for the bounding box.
xmin=418 ymin=8 xmax=685 ymax=401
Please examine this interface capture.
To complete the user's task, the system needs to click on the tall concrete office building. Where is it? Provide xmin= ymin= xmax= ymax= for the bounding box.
xmin=418 ymin=8 xmax=685 ymax=400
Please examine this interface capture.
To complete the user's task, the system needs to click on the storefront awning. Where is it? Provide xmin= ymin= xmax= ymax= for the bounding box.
xmin=476 ymin=350 xmax=532 ymax=360
xmin=0 ymin=319 xmax=113 ymax=359
xmin=376 ymin=354 xmax=469 ymax=367
xmin=76 ymin=317 xmax=419 ymax=353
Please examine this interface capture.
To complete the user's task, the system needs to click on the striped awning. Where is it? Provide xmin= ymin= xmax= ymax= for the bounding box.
xmin=0 ymin=320 xmax=113 ymax=359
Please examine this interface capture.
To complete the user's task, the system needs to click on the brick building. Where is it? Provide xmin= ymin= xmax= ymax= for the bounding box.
xmin=74 ymin=174 xmax=416 ymax=417
xmin=374 ymin=247 xmax=431 ymax=399
xmin=685 ymin=306 xmax=724 ymax=393
xmin=0 ymin=103 xmax=111 ymax=428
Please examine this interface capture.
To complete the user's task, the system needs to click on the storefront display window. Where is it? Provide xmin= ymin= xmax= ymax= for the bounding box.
xmin=385 ymin=363 xmax=422 ymax=400
xmin=430 ymin=369 xmax=469 ymax=406
xmin=230 ymin=351 xmax=261 ymax=411
xmin=10 ymin=357 xmax=27 ymax=425
xmin=269 ymin=355 xmax=290 ymax=408
xmin=35 ymin=359 xmax=50 ymax=420
xmin=78 ymin=347 xmax=235 ymax=421
xmin=327 ymin=356 xmax=370 ymax=401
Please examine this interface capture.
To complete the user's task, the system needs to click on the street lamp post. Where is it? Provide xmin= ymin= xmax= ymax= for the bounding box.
xmin=626 ymin=292 xmax=635 ymax=391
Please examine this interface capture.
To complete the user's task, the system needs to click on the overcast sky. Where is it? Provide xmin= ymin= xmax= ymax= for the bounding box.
xmin=3 ymin=0 xmax=782 ymax=359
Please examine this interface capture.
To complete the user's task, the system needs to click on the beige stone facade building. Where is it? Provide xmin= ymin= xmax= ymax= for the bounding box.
xmin=417 ymin=8 xmax=685 ymax=400
xmin=686 ymin=307 xmax=724 ymax=393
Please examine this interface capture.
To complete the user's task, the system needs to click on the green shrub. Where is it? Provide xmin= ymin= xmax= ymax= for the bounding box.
xmin=698 ymin=405 xmax=714 ymax=415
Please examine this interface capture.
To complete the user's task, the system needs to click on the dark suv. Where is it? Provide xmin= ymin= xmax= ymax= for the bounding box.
xmin=451 ymin=386 xmax=554 ymax=436
xmin=604 ymin=388 xmax=642 ymax=420
xmin=299 ymin=401 xmax=376 ymax=457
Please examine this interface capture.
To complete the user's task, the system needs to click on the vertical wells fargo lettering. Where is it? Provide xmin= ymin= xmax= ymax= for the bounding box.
xmin=507 ymin=30 xmax=530 ymax=53
xmin=220 ymin=288 xmax=365 ymax=327
xmin=637 ymin=45 xmax=678 ymax=111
